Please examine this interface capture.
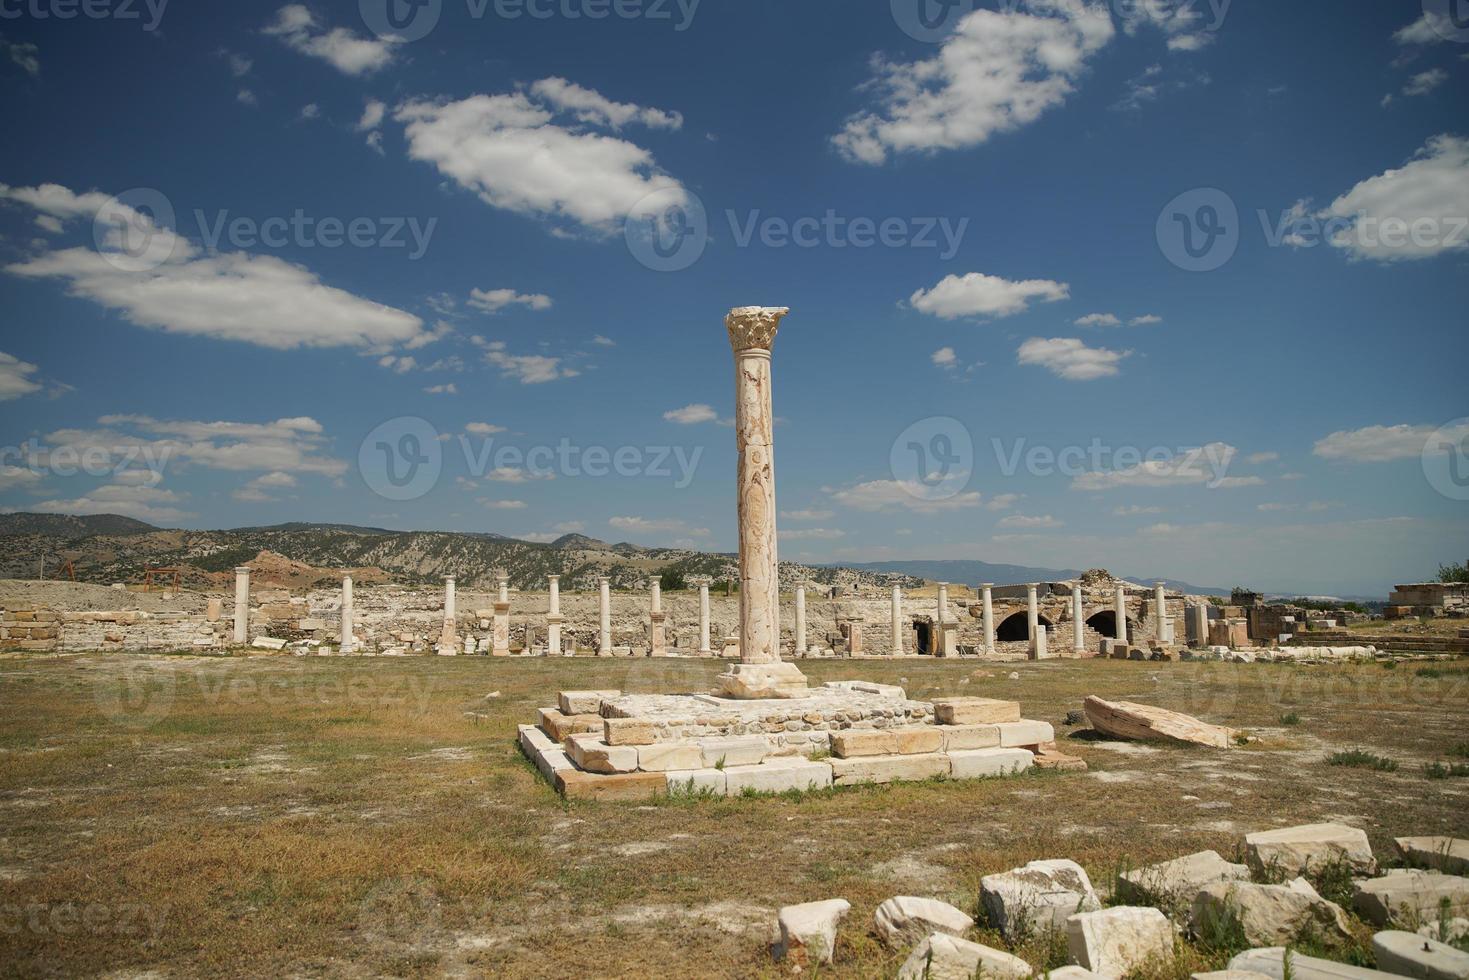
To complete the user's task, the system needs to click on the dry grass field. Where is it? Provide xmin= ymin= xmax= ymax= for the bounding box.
xmin=1 ymin=652 xmax=1467 ymax=977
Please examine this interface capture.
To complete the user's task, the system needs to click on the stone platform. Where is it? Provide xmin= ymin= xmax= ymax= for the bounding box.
xmin=518 ymin=682 xmax=1085 ymax=800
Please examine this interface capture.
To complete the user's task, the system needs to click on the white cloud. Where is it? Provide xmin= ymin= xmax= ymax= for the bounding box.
xmin=477 ymin=339 xmax=577 ymax=384
xmin=300 ymin=103 xmax=320 ymax=120
xmin=423 ymin=383 xmax=458 ymax=395
xmin=465 ymin=422 xmax=507 ymax=436
xmin=43 ymin=415 xmax=344 ymax=477
xmin=591 ymin=334 xmax=616 ymax=347
xmin=1118 ymin=0 xmax=1215 ymax=52
xmin=1017 ymin=337 xmax=1128 ymax=381
xmin=1 ymin=183 xmax=425 ymax=351
xmin=467 ymin=287 xmax=553 ymax=314
xmin=528 ymin=77 xmax=682 ymax=130
xmin=0 ymin=351 xmax=43 ymax=400
xmin=264 ymin=5 xmax=397 ymax=76
xmin=986 ymin=493 xmax=1022 ymax=512
xmin=395 ymin=87 xmax=688 ymax=236
xmin=608 ymin=516 xmax=710 ymax=537
xmin=483 ymin=466 xmax=552 ymax=484
xmin=996 ymin=514 xmax=1063 ymax=529
xmin=1113 ymin=504 xmax=1162 ymax=516
xmin=1074 ymin=313 xmax=1121 ymax=327
xmin=931 ymin=347 xmax=957 ymax=367
xmin=1403 ymin=69 xmax=1448 ymax=97
xmin=236 ymin=89 xmax=257 ymax=107
xmin=33 ymin=481 xmax=190 ymax=523
xmin=663 ymin=403 xmax=718 ymax=425
xmin=222 ymin=50 xmax=252 ymax=77
xmin=780 ymin=527 xmax=846 ymax=541
xmin=833 ymin=2 xmax=1115 ymax=164
xmin=379 ymin=355 xmax=417 ymax=374
xmin=1314 ymin=422 xmax=1469 ymax=463
xmin=232 ymin=470 xmax=297 ymax=503
xmin=1394 ymin=12 xmax=1456 ymax=45
xmin=780 ymin=509 xmax=835 ymax=521
xmin=1245 ymin=451 xmax=1280 ymax=465
xmin=553 ymin=521 xmax=585 ymax=533
xmin=1315 ymin=134 xmax=1469 ymax=261
xmin=910 ymin=272 xmax=1069 ymax=320
xmin=830 ymin=479 xmax=985 ymax=514
xmin=1129 ymin=314 xmax=1163 ymax=326
xmin=358 ymin=99 xmax=385 ymax=131
xmin=1072 ymin=442 xmax=1255 ymax=490
xmin=478 ymin=497 xmax=527 ymax=510
xmin=0 ymin=465 xmax=42 ymax=491
xmin=5 ymin=38 xmax=40 ymax=75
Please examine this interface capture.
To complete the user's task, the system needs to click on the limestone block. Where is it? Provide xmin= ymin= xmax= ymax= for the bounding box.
xmin=997 ymin=720 xmax=1055 ymax=747
xmin=1372 ymin=929 xmax=1469 ymax=980
xmin=298 ymin=618 xmax=326 ymax=631
xmin=941 ymin=724 xmax=1001 ymax=750
xmin=558 ymin=690 xmax=620 ymax=715
xmin=775 ymin=898 xmax=849 ymax=967
xmin=1193 ymin=880 xmax=1355 ymax=949
xmin=536 ymin=708 xmax=602 ymax=743
xmin=873 ymin=896 xmax=974 ymax=949
xmin=1419 ymin=919 xmax=1469 ymax=945
xmin=1050 ymin=969 xmax=1111 ymax=980
xmin=1397 ymin=837 xmax=1469 ymax=876
xmin=1067 ymin=906 xmax=1174 ymax=977
xmin=1245 ymin=823 xmax=1377 ymax=877
xmin=665 ymin=768 xmax=727 ymax=796
xmin=896 ymin=933 xmax=1033 ymax=980
xmin=603 ymin=718 xmax=657 ymax=746
xmin=1085 ymin=695 xmax=1237 ymax=748
xmin=1117 ymin=850 xmax=1250 ymax=908
xmin=519 ymin=725 xmax=574 ymax=782
xmin=699 ymin=735 xmax=769 ymax=768
xmin=565 ymin=734 xmax=638 ymax=775
xmin=829 ymin=752 xmax=949 ymax=786
xmin=1353 ymin=870 xmax=1469 ymax=927
xmin=1193 ymin=972 xmax=1276 ymax=980
xmin=891 ymin=727 xmax=945 ymax=755
xmin=723 ymin=757 xmax=832 ymax=795
xmin=830 ymin=730 xmax=897 ymax=758
xmin=980 ymin=859 xmax=1101 ymax=939
xmin=932 ymin=697 xmax=1021 ymax=725
xmin=948 ymin=747 xmax=1033 ymax=780
xmin=715 ymin=662 xmax=809 ymax=699
xmin=251 ymin=637 xmax=287 ymax=650
xmin=1032 ymin=746 xmax=1088 ymax=771
xmin=636 ymin=742 xmax=703 ymax=773
xmin=555 ymin=768 xmax=665 ymax=802
xmin=1230 ymin=946 xmax=1415 ymax=980
xmin=824 ymin=680 xmax=907 ymax=699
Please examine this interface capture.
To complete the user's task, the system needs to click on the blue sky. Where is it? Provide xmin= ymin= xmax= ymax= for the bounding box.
xmin=0 ymin=0 xmax=1465 ymax=596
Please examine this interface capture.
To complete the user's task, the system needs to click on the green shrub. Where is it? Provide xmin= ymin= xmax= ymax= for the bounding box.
xmin=1327 ymin=749 xmax=1398 ymax=771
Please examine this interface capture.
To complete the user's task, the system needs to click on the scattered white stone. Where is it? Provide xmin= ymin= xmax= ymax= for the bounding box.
xmin=1117 ymin=850 xmax=1251 ymax=908
xmin=1244 ymin=823 xmax=1377 ymax=877
xmin=1193 ymin=880 xmax=1354 ymax=950
xmin=1396 ymin=837 xmax=1469 ymax=876
xmin=873 ymin=896 xmax=974 ymax=949
xmin=1230 ymin=945 xmax=1417 ymax=980
xmin=1353 ymin=870 xmax=1469 ymax=927
xmin=1067 ymin=906 xmax=1174 ymax=977
xmin=980 ymin=859 xmax=1101 ymax=940
xmin=1192 ymin=972 xmax=1276 ymax=980
xmin=1372 ymin=929 xmax=1469 ymax=980
xmin=896 ymin=933 xmax=1033 ymax=980
xmin=774 ymin=898 xmax=849 ymax=967
xmin=1050 ymin=968 xmax=1111 ymax=980
xmin=1419 ymin=919 xmax=1469 ymax=945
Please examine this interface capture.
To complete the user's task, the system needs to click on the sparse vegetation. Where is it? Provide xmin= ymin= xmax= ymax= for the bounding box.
xmin=1439 ymin=560 xmax=1469 ymax=584
xmin=1425 ymin=762 xmax=1469 ymax=779
xmin=1280 ymin=712 xmax=1301 ymax=726
xmin=1326 ymin=749 xmax=1398 ymax=771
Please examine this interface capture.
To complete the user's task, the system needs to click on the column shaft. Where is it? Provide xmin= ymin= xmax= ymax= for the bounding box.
xmin=341 ymin=575 xmax=354 ymax=654
xmin=233 ymin=567 xmax=249 ymax=645
xmin=890 ymin=585 xmax=903 ymax=655
xmin=981 ymin=584 xmax=995 ymax=655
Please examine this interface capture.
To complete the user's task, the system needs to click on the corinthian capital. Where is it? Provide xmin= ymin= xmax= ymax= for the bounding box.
xmin=725 ymin=306 xmax=789 ymax=352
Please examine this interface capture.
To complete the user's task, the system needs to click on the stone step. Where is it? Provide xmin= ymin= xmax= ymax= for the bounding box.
xmin=829 ymin=752 xmax=950 ymax=785
xmin=948 ymin=747 xmax=1034 ymax=778
xmin=830 ymin=727 xmax=943 ymax=759
xmin=565 ymin=733 xmax=638 ymax=774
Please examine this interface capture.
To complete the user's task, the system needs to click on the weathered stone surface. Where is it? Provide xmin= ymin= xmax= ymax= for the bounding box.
xmin=518 ymin=724 xmax=574 ymax=782
xmin=932 ymin=697 xmax=1021 ymax=726
xmin=775 ymin=898 xmax=849 ymax=967
xmin=896 ymin=933 xmax=1033 ymax=980
xmin=948 ymin=747 xmax=1033 ymax=780
xmin=537 ymin=707 xmax=602 ymax=743
xmin=873 ymin=896 xmax=974 ymax=949
xmin=1050 ymin=968 xmax=1111 ymax=980
xmin=1245 ymin=823 xmax=1377 ymax=877
xmin=940 ymin=724 xmax=1001 ymax=750
xmin=829 ymin=752 xmax=949 ymax=786
xmin=997 ymin=720 xmax=1055 ymax=747
xmin=716 ymin=661 xmax=809 ymax=699
xmin=1067 ymin=906 xmax=1175 ymax=977
xmin=565 ymin=734 xmax=639 ymax=775
xmin=1117 ymin=850 xmax=1251 ymax=909
xmin=558 ymin=689 xmax=619 ymax=715
xmin=251 ymin=636 xmax=287 ymax=650
xmin=636 ymin=742 xmax=703 ymax=772
xmin=1193 ymin=880 xmax=1355 ymax=950
xmin=980 ymin=859 xmax=1101 ymax=939
xmin=555 ymin=768 xmax=665 ymax=801
xmin=665 ymin=768 xmax=727 ymax=795
xmin=1353 ymin=870 xmax=1469 ymax=927
xmin=1372 ymin=929 xmax=1469 ymax=980
xmin=1419 ymin=919 xmax=1469 ymax=945
xmin=830 ymin=729 xmax=897 ymax=758
xmin=1084 ymin=695 xmax=1237 ymax=748
xmin=1032 ymin=745 xmax=1088 ymax=771
xmin=603 ymin=717 xmax=657 ymax=746
xmin=1397 ymin=837 xmax=1469 ymax=876
xmin=1230 ymin=945 xmax=1415 ymax=980
xmin=699 ymin=735 xmax=769 ymax=768
xmin=891 ymin=727 xmax=946 ymax=755
xmin=724 ymin=757 xmax=832 ymax=795
xmin=1192 ymin=972 xmax=1276 ymax=980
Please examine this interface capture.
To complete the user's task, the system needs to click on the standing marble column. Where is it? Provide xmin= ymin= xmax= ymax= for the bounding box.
xmin=1071 ymin=583 xmax=1085 ymax=655
xmin=981 ymin=583 xmax=995 ymax=656
xmin=1154 ymin=582 xmax=1170 ymax=645
xmin=340 ymin=575 xmax=355 ymax=654
xmin=545 ymin=574 xmax=564 ymax=656
xmin=1115 ymin=583 xmax=1129 ymax=645
xmin=597 ymin=576 xmax=612 ymax=656
xmin=1026 ymin=583 xmax=1040 ymax=655
xmin=490 ymin=570 xmax=511 ymax=656
xmin=233 ymin=566 xmax=250 ymax=645
xmin=890 ymin=584 xmax=904 ymax=656
xmin=1189 ymin=603 xmax=1209 ymax=648
xmin=716 ymin=306 xmax=807 ymax=698
xmin=438 ymin=575 xmax=458 ymax=655
xmin=691 ymin=576 xmax=712 ymax=656
xmin=793 ymin=583 xmax=807 ymax=656
xmin=648 ymin=579 xmax=667 ymax=656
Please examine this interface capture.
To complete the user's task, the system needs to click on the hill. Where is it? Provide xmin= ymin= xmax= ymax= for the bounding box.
xmin=838 ymin=559 xmax=1231 ymax=597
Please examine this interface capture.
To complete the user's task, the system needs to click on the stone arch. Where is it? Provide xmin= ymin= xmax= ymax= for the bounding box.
xmin=996 ymin=611 xmax=1053 ymax=642
xmin=1085 ymin=610 xmax=1135 ymax=640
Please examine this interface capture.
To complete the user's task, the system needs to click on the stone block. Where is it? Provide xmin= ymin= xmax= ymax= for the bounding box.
xmin=997 ymin=720 xmax=1055 ymax=747
xmin=518 ymin=725 xmax=574 ymax=782
xmin=723 ymin=757 xmax=832 ymax=795
xmin=536 ymin=708 xmax=602 ymax=743
xmin=1353 ymin=870 xmax=1469 ymax=927
xmin=1193 ymin=972 xmax=1276 ymax=980
xmin=980 ymin=859 xmax=1101 ymax=939
xmin=1245 ymin=823 xmax=1377 ymax=877
xmin=941 ymin=724 xmax=1001 ymax=750
xmin=603 ymin=717 xmax=658 ymax=746
xmin=897 ymin=934 xmax=1033 ymax=980
xmin=1397 ymin=837 xmax=1469 ymax=876
xmin=830 ymin=730 xmax=897 ymax=758
xmin=1230 ymin=946 xmax=1415 ymax=980
xmin=298 ymin=618 xmax=326 ymax=631
xmin=932 ymin=697 xmax=1021 ymax=725
xmin=829 ymin=752 xmax=949 ymax=786
xmin=251 ymin=637 xmax=287 ymax=650
xmin=559 ymin=689 xmax=620 ymax=715
xmin=948 ymin=748 xmax=1033 ymax=780
xmin=636 ymin=742 xmax=703 ymax=773
xmin=891 ymin=727 xmax=945 ymax=755
xmin=565 ymin=734 xmax=638 ymax=775
xmin=1066 ymin=906 xmax=1174 ymax=977
xmin=699 ymin=735 xmax=769 ymax=768
xmin=775 ymin=898 xmax=849 ymax=967
xmin=715 ymin=661 xmax=809 ymax=699
xmin=1193 ymin=880 xmax=1354 ymax=950
xmin=874 ymin=896 xmax=974 ymax=949
xmin=665 ymin=768 xmax=727 ymax=796
xmin=1372 ymin=929 xmax=1469 ymax=980
xmin=555 ymin=768 xmax=665 ymax=802
xmin=1117 ymin=850 xmax=1250 ymax=909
